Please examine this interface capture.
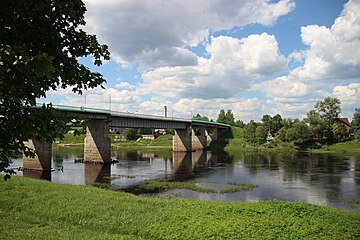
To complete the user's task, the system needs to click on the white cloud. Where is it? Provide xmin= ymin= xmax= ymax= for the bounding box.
xmin=83 ymin=0 xmax=294 ymax=69
xmin=255 ymin=0 xmax=360 ymax=118
xmin=172 ymin=97 xmax=265 ymax=122
xmin=139 ymin=33 xmax=288 ymax=99
xmin=332 ymin=83 xmax=360 ymax=118
xmin=114 ymin=82 xmax=136 ymax=89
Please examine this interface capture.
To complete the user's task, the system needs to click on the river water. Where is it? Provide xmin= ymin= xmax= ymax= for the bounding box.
xmin=9 ymin=146 xmax=360 ymax=210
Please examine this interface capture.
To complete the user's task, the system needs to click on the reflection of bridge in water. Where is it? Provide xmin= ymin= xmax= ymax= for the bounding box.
xmin=22 ymin=151 xmax=221 ymax=186
xmin=23 ymin=105 xmax=230 ymax=173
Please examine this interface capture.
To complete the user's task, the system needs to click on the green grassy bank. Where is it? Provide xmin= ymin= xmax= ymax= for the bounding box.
xmin=55 ymin=134 xmax=173 ymax=150
xmin=56 ymin=130 xmax=360 ymax=154
xmin=112 ymin=134 xmax=173 ymax=150
xmin=1 ymin=177 xmax=360 ymax=239
xmin=208 ymin=127 xmax=360 ymax=154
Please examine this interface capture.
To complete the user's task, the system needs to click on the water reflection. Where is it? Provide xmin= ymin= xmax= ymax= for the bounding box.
xmin=85 ymin=164 xmax=110 ymax=185
xmin=23 ymin=170 xmax=51 ymax=181
xmin=9 ymin=146 xmax=360 ymax=210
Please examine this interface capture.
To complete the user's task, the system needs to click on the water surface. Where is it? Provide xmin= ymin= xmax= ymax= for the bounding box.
xmin=10 ymin=146 xmax=360 ymax=210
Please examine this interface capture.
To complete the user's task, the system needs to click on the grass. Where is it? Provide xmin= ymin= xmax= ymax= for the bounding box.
xmin=1 ymin=176 xmax=360 ymax=239
xmin=112 ymin=134 xmax=173 ymax=150
xmin=138 ymin=179 xmax=216 ymax=193
xmin=55 ymin=133 xmax=85 ymax=145
xmin=310 ymin=140 xmax=360 ymax=154
xmin=220 ymin=183 xmax=259 ymax=193
xmin=208 ymin=127 xmax=297 ymax=153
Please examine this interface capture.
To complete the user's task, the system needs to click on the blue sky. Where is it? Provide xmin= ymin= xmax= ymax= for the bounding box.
xmin=44 ymin=0 xmax=359 ymax=122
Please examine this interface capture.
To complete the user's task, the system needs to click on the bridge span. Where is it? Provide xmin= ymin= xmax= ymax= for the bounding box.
xmin=24 ymin=105 xmax=230 ymax=172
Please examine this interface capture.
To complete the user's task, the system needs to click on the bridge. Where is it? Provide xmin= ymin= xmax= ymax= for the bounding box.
xmin=24 ymin=105 xmax=230 ymax=171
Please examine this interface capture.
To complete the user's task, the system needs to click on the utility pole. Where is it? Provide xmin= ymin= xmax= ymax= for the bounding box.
xmin=164 ymin=106 xmax=167 ymax=117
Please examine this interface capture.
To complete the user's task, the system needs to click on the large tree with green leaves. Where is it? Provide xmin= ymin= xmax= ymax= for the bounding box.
xmin=216 ymin=109 xmax=235 ymax=125
xmin=0 ymin=0 xmax=110 ymax=178
xmin=314 ymin=97 xmax=341 ymax=124
xmin=192 ymin=113 xmax=209 ymax=121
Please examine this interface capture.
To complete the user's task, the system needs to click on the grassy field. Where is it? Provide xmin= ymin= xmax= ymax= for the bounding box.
xmin=310 ymin=140 xmax=360 ymax=154
xmin=112 ymin=134 xmax=173 ymax=150
xmin=1 ymin=177 xmax=360 ymax=239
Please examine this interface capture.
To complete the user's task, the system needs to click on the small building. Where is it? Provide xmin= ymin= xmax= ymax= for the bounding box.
xmin=142 ymin=135 xmax=155 ymax=140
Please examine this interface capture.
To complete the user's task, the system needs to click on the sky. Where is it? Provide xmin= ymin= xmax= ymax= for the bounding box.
xmin=43 ymin=0 xmax=360 ymax=122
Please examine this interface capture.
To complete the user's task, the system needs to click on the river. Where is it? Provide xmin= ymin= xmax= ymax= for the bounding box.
xmin=9 ymin=146 xmax=360 ymax=210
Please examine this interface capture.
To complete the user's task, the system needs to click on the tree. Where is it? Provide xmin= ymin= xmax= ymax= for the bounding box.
xmin=192 ymin=113 xmax=209 ymax=121
xmin=123 ymin=128 xmax=137 ymax=140
xmin=304 ymin=110 xmax=328 ymax=139
xmin=351 ymin=108 xmax=360 ymax=131
xmin=216 ymin=109 xmax=235 ymax=125
xmin=255 ymin=125 xmax=267 ymax=144
xmin=234 ymin=120 xmax=245 ymax=128
xmin=217 ymin=109 xmax=226 ymax=123
xmin=244 ymin=120 xmax=257 ymax=143
xmin=315 ymin=97 xmax=341 ymax=124
xmin=285 ymin=121 xmax=310 ymax=146
xmin=352 ymin=108 xmax=360 ymax=141
xmin=261 ymin=115 xmax=272 ymax=129
xmin=332 ymin=122 xmax=347 ymax=142
xmin=0 ymin=0 xmax=110 ymax=178
xmin=271 ymin=114 xmax=283 ymax=134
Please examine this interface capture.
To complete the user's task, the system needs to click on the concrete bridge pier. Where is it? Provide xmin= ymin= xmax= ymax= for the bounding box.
xmin=23 ymin=140 xmax=52 ymax=172
xmin=173 ymin=127 xmax=192 ymax=152
xmin=84 ymin=119 xmax=111 ymax=164
xmin=209 ymin=128 xmax=227 ymax=141
xmin=191 ymin=127 xmax=207 ymax=151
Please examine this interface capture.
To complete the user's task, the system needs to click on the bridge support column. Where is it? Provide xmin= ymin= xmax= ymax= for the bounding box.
xmin=173 ymin=127 xmax=192 ymax=152
xmin=84 ymin=119 xmax=110 ymax=164
xmin=191 ymin=127 xmax=207 ymax=151
xmin=23 ymin=140 xmax=52 ymax=171
xmin=211 ymin=128 xmax=227 ymax=140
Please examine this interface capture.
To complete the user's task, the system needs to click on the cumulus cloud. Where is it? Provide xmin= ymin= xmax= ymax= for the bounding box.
xmin=256 ymin=0 xmax=360 ymax=113
xmin=139 ymin=33 xmax=288 ymax=99
xmin=83 ymin=0 xmax=294 ymax=69
xmin=115 ymin=82 xmax=136 ymax=89
xmin=332 ymin=82 xmax=360 ymax=117
xmin=172 ymin=97 xmax=265 ymax=122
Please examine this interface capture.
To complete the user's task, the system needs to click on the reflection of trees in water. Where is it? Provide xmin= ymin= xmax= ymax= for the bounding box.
xmin=113 ymin=150 xmax=172 ymax=161
xmin=234 ymin=151 xmax=358 ymax=201
xmin=52 ymin=146 xmax=84 ymax=160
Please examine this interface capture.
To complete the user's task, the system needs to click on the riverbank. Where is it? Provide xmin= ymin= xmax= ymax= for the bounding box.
xmin=55 ymin=133 xmax=173 ymax=150
xmin=1 ymin=176 xmax=360 ymax=239
xmin=208 ymin=127 xmax=360 ymax=154
xmin=56 ymin=131 xmax=360 ymax=154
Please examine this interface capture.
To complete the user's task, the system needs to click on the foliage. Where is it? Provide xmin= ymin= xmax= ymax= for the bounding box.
xmin=216 ymin=109 xmax=235 ymax=125
xmin=285 ymin=121 xmax=310 ymax=146
xmin=192 ymin=113 xmax=209 ymax=121
xmin=332 ymin=122 xmax=347 ymax=142
xmin=304 ymin=109 xmax=328 ymax=139
xmin=1 ymin=177 xmax=360 ymax=239
xmin=0 ymin=0 xmax=109 ymax=178
xmin=234 ymin=120 xmax=245 ymax=128
xmin=123 ymin=128 xmax=138 ymax=140
xmin=244 ymin=120 xmax=257 ymax=143
xmin=352 ymin=108 xmax=360 ymax=131
xmin=314 ymin=97 xmax=341 ymax=124
xmin=220 ymin=183 xmax=259 ymax=193
xmin=255 ymin=125 xmax=267 ymax=144
xmin=139 ymin=179 xmax=216 ymax=193
xmin=56 ymin=133 xmax=86 ymax=145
